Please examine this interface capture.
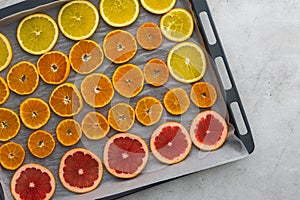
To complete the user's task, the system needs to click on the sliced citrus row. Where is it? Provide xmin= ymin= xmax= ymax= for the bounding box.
xmin=28 ymin=130 xmax=55 ymax=159
xmin=20 ymin=98 xmax=51 ymax=130
xmin=136 ymin=22 xmax=162 ymax=50
xmin=56 ymin=119 xmax=82 ymax=146
xmin=112 ymin=64 xmax=144 ymax=98
xmin=103 ymin=30 xmax=137 ymax=64
xmin=0 ymin=76 xmax=10 ymax=105
xmin=143 ymin=58 xmax=169 ymax=87
xmin=17 ymin=14 xmax=58 ymax=55
xmin=0 ymin=142 xmax=25 ymax=170
xmin=49 ymin=83 xmax=83 ymax=117
xmin=81 ymin=112 xmax=110 ymax=140
xmin=135 ymin=96 xmax=163 ymax=126
xmin=37 ymin=51 xmax=70 ymax=85
xmin=150 ymin=122 xmax=192 ymax=164
xmin=164 ymin=88 xmax=190 ymax=115
xmin=59 ymin=148 xmax=103 ymax=193
xmin=190 ymin=82 xmax=217 ymax=108
xmin=0 ymin=33 xmax=13 ymax=72
xmin=167 ymin=42 xmax=206 ymax=83
xmin=58 ymin=0 xmax=99 ymax=40
xmin=190 ymin=110 xmax=228 ymax=151
xmin=141 ymin=0 xmax=176 ymax=14
xmin=81 ymin=73 xmax=114 ymax=108
xmin=103 ymin=133 xmax=149 ymax=178
xmin=108 ymin=103 xmax=135 ymax=132
xmin=100 ymin=0 xmax=139 ymax=27
xmin=11 ymin=163 xmax=56 ymax=200
xmin=69 ymin=40 xmax=104 ymax=74
xmin=0 ymin=108 xmax=20 ymax=142
xmin=6 ymin=61 xmax=39 ymax=95
xmin=160 ymin=8 xmax=194 ymax=42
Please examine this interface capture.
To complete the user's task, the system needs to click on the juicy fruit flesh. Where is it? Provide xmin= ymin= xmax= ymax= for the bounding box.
xmin=135 ymin=97 xmax=163 ymax=126
xmin=109 ymin=104 xmax=135 ymax=131
xmin=0 ymin=109 xmax=20 ymax=141
xmin=137 ymin=22 xmax=162 ymax=50
xmin=0 ymin=142 xmax=25 ymax=170
xmin=144 ymin=58 xmax=169 ymax=86
xmin=0 ymin=77 xmax=9 ymax=104
xmin=0 ymin=36 xmax=10 ymax=67
xmin=108 ymin=136 xmax=146 ymax=174
xmin=164 ymin=88 xmax=190 ymax=115
xmin=143 ymin=0 xmax=175 ymax=11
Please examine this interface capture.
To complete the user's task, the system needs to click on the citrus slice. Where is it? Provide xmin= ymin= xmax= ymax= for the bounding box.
xmin=103 ymin=133 xmax=149 ymax=178
xmin=0 ymin=108 xmax=20 ymax=142
xmin=141 ymin=0 xmax=176 ymax=14
xmin=37 ymin=51 xmax=70 ymax=85
xmin=20 ymin=98 xmax=51 ymax=130
xmin=28 ymin=130 xmax=55 ymax=159
xmin=167 ymin=42 xmax=206 ymax=83
xmin=0 ymin=76 xmax=10 ymax=105
xmin=190 ymin=82 xmax=217 ymax=108
xmin=81 ymin=73 xmax=114 ymax=108
xmin=150 ymin=122 xmax=192 ymax=164
xmin=56 ymin=119 xmax=82 ymax=146
xmin=0 ymin=142 xmax=25 ymax=170
xmin=135 ymin=96 xmax=163 ymax=126
xmin=112 ymin=64 xmax=144 ymax=98
xmin=11 ymin=163 xmax=56 ymax=200
xmin=136 ymin=22 xmax=162 ymax=50
xmin=59 ymin=148 xmax=103 ymax=193
xmin=103 ymin=30 xmax=137 ymax=64
xmin=108 ymin=103 xmax=135 ymax=132
xmin=143 ymin=58 xmax=169 ymax=86
xmin=160 ymin=8 xmax=194 ymax=42
xmin=69 ymin=40 xmax=104 ymax=74
xmin=81 ymin=112 xmax=110 ymax=140
xmin=6 ymin=61 xmax=39 ymax=95
xmin=49 ymin=83 xmax=83 ymax=117
xmin=163 ymin=88 xmax=190 ymax=115
xmin=0 ymin=33 xmax=12 ymax=72
xmin=100 ymin=0 xmax=139 ymax=27
xmin=17 ymin=14 xmax=58 ymax=55
xmin=190 ymin=110 xmax=228 ymax=151
xmin=58 ymin=0 xmax=99 ymax=40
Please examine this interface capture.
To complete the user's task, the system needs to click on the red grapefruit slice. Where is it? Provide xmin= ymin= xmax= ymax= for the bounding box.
xmin=59 ymin=148 xmax=103 ymax=193
xmin=11 ymin=163 xmax=56 ymax=200
xmin=150 ymin=122 xmax=192 ymax=164
xmin=103 ymin=133 xmax=149 ymax=179
xmin=190 ymin=110 xmax=228 ymax=151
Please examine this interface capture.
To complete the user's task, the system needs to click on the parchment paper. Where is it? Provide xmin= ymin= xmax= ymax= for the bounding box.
xmin=0 ymin=0 xmax=249 ymax=199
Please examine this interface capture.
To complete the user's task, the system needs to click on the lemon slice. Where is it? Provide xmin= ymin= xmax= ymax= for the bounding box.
xmin=0 ymin=33 xmax=12 ymax=72
xmin=17 ymin=14 xmax=58 ymax=55
xmin=58 ymin=1 xmax=99 ymax=41
xmin=160 ymin=8 xmax=194 ymax=42
xmin=167 ymin=42 xmax=206 ymax=83
xmin=100 ymin=0 xmax=139 ymax=27
xmin=141 ymin=0 xmax=176 ymax=14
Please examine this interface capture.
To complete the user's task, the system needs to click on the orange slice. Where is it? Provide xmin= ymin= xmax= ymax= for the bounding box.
xmin=140 ymin=0 xmax=176 ymax=14
xmin=49 ymin=83 xmax=83 ymax=117
xmin=108 ymin=103 xmax=135 ymax=132
xmin=163 ymin=88 xmax=190 ymax=115
xmin=0 ymin=76 xmax=10 ymax=105
xmin=81 ymin=73 xmax=114 ymax=108
xmin=6 ymin=61 xmax=39 ymax=95
xmin=135 ymin=96 xmax=163 ymax=126
xmin=37 ymin=51 xmax=70 ymax=85
xmin=190 ymin=82 xmax=217 ymax=108
xmin=56 ymin=119 xmax=82 ymax=146
xmin=81 ymin=112 xmax=110 ymax=140
xmin=0 ymin=108 xmax=20 ymax=141
xmin=103 ymin=30 xmax=137 ymax=64
xmin=0 ymin=142 xmax=25 ymax=170
xmin=69 ymin=40 xmax=104 ymax=74
xmin=136 ymin=22 xmax=162 ymax=50
xmin=0 ymin=33 xmax=13 ymax=72
xmin=28 ymin=130 xmax=55 ymax=158
xmin=112 ymin=64 xmax=144 ymax=98
xmin=143 ymin=58 xmax=169 ymax=86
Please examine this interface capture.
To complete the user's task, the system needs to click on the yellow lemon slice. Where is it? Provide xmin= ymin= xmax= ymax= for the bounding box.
xmin=0 ymin=33 xmax=12 ymax=72
xmin=141 ymin=0 xmax=176 ymax=14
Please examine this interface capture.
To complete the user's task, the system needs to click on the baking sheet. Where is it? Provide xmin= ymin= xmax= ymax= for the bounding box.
xmin=0 ymin=0 xmax=249 ymax=199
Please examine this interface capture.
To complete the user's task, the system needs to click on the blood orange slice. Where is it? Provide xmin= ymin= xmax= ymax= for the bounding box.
xmin=150 ymin=122 xmax=192 ymax=164
xmin=59 ymin=148 xmax=103 ymax=193
xmin=11 ymin=163 xmax=56 ymax=200
xmin=103 ymin=133 xmax=149 ymax=178
xmin=190 ymin=110 xmax=228 ymax=151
